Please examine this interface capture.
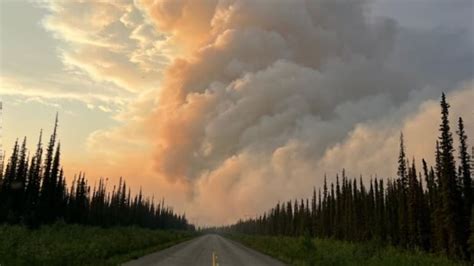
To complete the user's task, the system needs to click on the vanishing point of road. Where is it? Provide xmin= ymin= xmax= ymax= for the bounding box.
xmin=123 ymin=234 xmax=286 ymax=266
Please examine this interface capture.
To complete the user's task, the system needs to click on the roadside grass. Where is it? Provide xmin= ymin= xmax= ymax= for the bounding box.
xmin=0 ymin=223 xmax=196 ymax=266
xmin=228 ymin=234 xmax=466 ymax=266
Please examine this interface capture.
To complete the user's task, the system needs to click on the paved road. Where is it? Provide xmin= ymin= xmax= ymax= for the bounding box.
xmin=123 ymin=234 xmax=286 ymax=266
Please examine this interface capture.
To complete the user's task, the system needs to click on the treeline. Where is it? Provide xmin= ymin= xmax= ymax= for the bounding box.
xmin=227 ymin=93 xmax=473 ymax=260
xmin=0 ymin=116 xmax=193 ymax=231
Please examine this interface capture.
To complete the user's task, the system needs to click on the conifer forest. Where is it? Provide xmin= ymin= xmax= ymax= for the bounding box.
xmin=226 ymin=93 xmax=473 ymax=260
xmin=0 ymin=116 xmax=192 ymax=231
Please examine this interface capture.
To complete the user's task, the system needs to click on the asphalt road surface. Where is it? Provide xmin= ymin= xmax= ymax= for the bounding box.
xmin=123 ymin=234 xmax=286 ymax=266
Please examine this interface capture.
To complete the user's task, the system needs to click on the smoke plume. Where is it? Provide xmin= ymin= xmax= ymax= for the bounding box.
xmin=135 ymin=0 xmax=473 ymax=225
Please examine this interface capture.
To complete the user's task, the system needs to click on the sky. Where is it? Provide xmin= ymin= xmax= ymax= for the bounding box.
xmin=0 ymin=0 xmax=473 ymax=226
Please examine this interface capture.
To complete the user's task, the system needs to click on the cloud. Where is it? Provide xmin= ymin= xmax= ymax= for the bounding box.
xmin=139 ymin=0 xmax=218 ymax=51
xmin=130 ymin=0 xmax=474 ymax=225
xmin=0 ymin=0 xmax=179 ymax=131
xmin=40 ymin=0 xmax=175 ymax=93
xmin=0 ymin=73 xmax=129 ymax=108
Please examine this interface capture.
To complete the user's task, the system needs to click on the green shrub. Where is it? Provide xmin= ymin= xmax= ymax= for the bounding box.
xmin=228 ymin=234 xmax=464 ymax=266
xmin=0 ymin=223 xmax=195 ymax=266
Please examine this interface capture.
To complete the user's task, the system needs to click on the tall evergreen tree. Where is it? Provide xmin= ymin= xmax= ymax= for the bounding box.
xmin=397 ymin=133 xmax=409 ymax=247
xmin=24 ymin=131 xmax=43 ymax=227
xmin=457 ymin=117 xmax=472 ymax=218
xmin=10 ymin=138 xmax=28 ymax=222
xmin=437 ymin=93 xmax=465 ymax=258
xmin=39 ymin=114 xmax=59 ymax=223
xmin=457 ymin=117 xmax=472 ymax=258
xmin=0 ymin=140 xmax=19 ymax=222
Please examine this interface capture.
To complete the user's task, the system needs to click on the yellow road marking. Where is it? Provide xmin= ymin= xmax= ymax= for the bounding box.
xmin=212 ymin=251 xmax=219 ymax=266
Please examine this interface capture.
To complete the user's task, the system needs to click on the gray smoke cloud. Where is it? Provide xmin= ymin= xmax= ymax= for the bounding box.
xmin=136 ymin=0 xmax=474 ymax=225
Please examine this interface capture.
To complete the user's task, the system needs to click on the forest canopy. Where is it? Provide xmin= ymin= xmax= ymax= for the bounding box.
xmin=0 ymin=116 xmax=193 ymax=231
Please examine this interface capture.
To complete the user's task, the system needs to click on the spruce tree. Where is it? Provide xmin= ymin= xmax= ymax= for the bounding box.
xmin=457 ymin=117 xmax=471 ymax=220
xmin=39 ymin=114 xmax=59 ymax=223
xmin=11 ymin=137 xmax=28 ymax=222
xmin=0 ymin=140 xmax=19 ymax=222
xmin=438 ymin=93 xmax=465 ymax=258
xmin=397 ymin=133 xmax=409 ymax=247
xmin=457 ymin=117 xmax=472 ymax=258
xmin=24 ymin=131 xmax=43 ymax=227
xmin=407 ymin=158 xmax=420 ymax=247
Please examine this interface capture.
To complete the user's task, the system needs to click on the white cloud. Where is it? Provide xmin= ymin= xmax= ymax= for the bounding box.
xmin=41 ymin=0 xmax=174 ymax=94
